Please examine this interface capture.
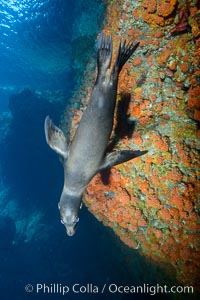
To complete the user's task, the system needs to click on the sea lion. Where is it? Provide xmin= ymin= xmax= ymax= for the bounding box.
xmin=44 ymin=33 xmax=147 ymax=236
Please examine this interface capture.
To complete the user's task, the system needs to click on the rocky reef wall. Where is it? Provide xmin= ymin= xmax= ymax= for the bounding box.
xmin=65 ymin=0 xmax=200 ymax=289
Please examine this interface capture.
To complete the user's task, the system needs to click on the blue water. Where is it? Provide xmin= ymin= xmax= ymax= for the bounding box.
xmin=0 ymin=1 xmax=196 ymax=300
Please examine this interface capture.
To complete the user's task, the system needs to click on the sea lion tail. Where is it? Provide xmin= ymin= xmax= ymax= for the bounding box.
xmin=112 ymin=40 xmax=140 ymax=75
xmin=96 ymin=32 xmax=112 ymax=83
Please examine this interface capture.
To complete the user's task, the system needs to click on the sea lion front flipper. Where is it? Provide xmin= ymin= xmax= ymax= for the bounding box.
xmin=99 ymin=150 xmax=148 ymax=171
xmin=44 ymin=116 xmax=68 ymax=159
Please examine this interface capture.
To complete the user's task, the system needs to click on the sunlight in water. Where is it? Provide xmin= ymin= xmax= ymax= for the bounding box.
xmin=1 ymin=0 xmax=42 ymax=13
xmin=2 ymin=0 xmax=21 ymax=11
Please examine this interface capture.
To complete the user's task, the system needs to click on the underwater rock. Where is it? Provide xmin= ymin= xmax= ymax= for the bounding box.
xmin=0 ymin=88 xmax=71 ymax=243
xmin=65 ymin=0 xmax=200 ymax=290
xmin=1 ymin=88 xmax=65 ymax=206
xmin=71 ymin=0 xmax=106 ymax=83
xmin=0 ymin=216 xmax=16 ymax=249
xmin=0 ymin=111 xmax=12 ymax=144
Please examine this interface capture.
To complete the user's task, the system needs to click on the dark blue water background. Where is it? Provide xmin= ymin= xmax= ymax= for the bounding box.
xmin=0 ymin=1 xmax=194 ymax=300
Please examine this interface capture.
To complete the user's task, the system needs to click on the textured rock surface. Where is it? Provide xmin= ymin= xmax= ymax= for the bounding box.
xmin=64 ymin=0 xmax=200 ymax=289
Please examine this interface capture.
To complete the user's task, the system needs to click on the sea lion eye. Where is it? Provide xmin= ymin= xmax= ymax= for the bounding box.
xmin=75 ymin=217 xmax=79 ymax=223
xmin=61 ymin=219 xmax=64 ymax=224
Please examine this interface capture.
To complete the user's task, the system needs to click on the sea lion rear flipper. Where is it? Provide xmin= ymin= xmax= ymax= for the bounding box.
xmin=99 ymin=150 xmax=148 ymax=171
xmin=112 ymin=40 xmax=140 ymax=76
xmin=44 ymin=116 xmax=68 ymax=159
xmin=96 ymin=32 xmax=112 ymax=84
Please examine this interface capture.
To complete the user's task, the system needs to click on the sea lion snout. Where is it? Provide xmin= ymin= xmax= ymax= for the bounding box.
xmin=61 ymin=216 xmax=79 ymax=237
xmin=59 ymin=194 xmax=81 ymax=236
xmin=66 ymin=226 xmax=76 ymax=237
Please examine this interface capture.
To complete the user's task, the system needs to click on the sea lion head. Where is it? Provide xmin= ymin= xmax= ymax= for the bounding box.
xmin=58 ymin=192 xmax=82 ymax=236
